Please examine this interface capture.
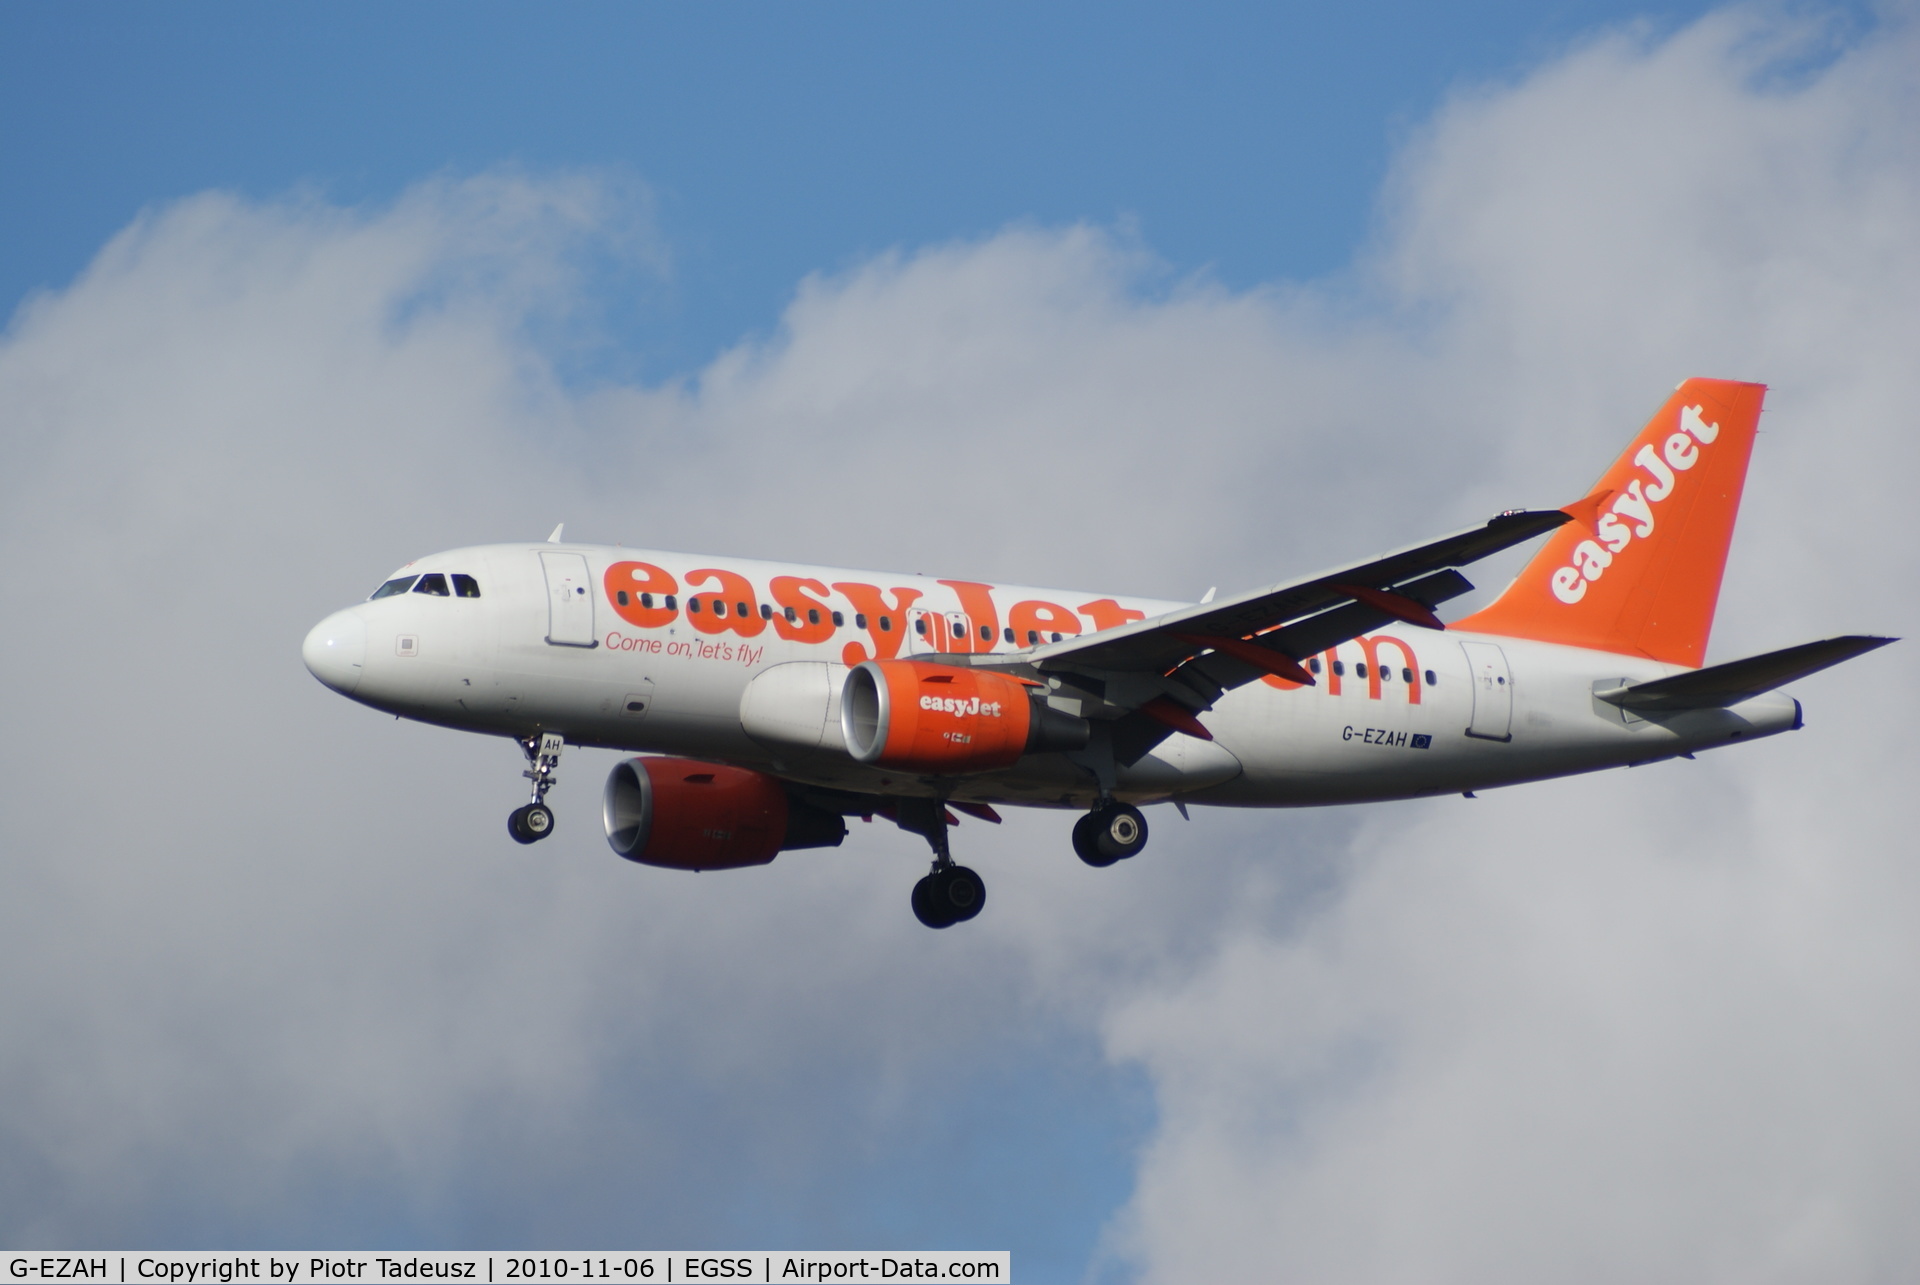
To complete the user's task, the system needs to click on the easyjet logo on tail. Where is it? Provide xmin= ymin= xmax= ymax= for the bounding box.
xmin=1550 ymin=404 xmax=1720 ymax=604
xmin=1450 ymin=377 xmax=1764 ymax=669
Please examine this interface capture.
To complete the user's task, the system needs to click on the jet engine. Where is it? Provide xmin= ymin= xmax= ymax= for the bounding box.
xmin=841 ymin=660 xmax=1089 ymax=774
xmin=603 ymin=757 xmax=846 ymax=871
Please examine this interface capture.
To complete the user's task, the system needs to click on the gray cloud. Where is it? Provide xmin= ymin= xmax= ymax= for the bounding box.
xmin=0 ymin=6 xmax=1914 ymax=1281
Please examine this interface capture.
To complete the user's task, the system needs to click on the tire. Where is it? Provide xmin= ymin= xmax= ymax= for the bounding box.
xmin=912 ymin=874 xmax=953 ymax=929
xmin=912 ymin=866 xmax=986 ymax=928
xmin=940 ymin=866 xmax=986 ymax=923
xmin=1092 ymin=804 xmax=1148 ymax=861
xmin=1074 ymin=813 xmax=1120 ymax=867
xmin=508 ymin=804 xmax=554 ymax=845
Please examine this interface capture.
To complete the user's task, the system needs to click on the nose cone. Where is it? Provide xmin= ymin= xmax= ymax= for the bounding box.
xmin=303 ymin=609 xmax=367 ymax=695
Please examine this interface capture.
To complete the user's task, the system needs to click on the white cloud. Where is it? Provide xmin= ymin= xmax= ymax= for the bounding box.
xmin=1097 ymin=10 xmax=1920 ymax=1283
xmin=0 ymin=5 xmax=1914 ymax=1278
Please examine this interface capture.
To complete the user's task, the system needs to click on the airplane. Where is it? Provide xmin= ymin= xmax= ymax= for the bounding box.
xmin=302 ymin=378 xmax=1892 ymax=928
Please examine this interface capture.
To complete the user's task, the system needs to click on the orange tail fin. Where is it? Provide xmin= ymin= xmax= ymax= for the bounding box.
xmin=1452 ymin=378 xmax=1765 ymax=668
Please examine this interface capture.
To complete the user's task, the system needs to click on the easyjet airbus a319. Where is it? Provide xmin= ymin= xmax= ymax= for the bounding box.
xmin=303 ymin=379 xmax=1891 ymax=928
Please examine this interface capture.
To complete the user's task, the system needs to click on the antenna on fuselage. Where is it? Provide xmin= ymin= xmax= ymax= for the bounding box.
xmin=546 ymin=523 xmax=565 ymax=544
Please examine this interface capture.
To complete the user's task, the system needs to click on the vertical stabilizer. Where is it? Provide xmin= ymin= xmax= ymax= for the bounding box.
xmin=1452 ymin=378 xmax=1765 ymax=668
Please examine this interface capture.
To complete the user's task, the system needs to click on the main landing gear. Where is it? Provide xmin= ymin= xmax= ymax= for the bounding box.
xmin=896 ymin=798 xmax=986 ymax=930
xmin=508 ymin=731 xmax=564 ymax=845
xmin=1073 ymin=800 xmax=1148 ymax=867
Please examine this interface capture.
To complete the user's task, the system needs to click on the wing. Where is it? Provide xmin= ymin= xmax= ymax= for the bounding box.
xmin=948 ymin=508 xmax=1571 ymax=762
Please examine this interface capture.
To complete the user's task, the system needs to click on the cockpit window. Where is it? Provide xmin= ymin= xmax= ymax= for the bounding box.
xmin=451 ymin=574 xmax=481 ymax=598
xmin=413 ymin=573 xmax=450 ymax=596
xmin=371 ymin=576 xmax=418 ymax=599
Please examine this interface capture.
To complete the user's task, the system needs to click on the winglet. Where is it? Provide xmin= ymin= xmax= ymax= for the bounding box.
xmin=547 ymin=523 xmax=565 ymax=544
xmin=1560 ymin=486 xmax=1618 ymax=532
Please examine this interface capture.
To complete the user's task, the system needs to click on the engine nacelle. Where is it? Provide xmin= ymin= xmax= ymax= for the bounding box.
xmin=840 ymin=660 xmax=1089 ymax=775
xmin=603 ymin=757 xmax=846 ymax=871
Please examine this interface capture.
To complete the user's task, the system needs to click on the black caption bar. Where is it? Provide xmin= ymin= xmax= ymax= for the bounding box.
xmin=5 ymin=1255 xmax=1009 ymax=1285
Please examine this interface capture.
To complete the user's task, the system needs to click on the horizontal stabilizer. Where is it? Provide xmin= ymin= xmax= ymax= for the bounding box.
xmin=1597 ymin=635 xmax=1896 ymax=712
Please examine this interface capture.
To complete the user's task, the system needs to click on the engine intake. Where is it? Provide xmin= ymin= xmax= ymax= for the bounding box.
xmin=840 ymin=660 xmax=1089 ymax=775
xmin=603 ymin=757 xmax=846 ymax=870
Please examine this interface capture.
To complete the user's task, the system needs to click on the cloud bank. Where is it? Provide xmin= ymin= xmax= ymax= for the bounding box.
xmin=0 ymin=7 xmax=1915 ymax=1282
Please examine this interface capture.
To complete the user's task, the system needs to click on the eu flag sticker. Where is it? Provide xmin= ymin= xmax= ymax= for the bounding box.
xmin=1410 ymin=734 xmax=1432 ymax=750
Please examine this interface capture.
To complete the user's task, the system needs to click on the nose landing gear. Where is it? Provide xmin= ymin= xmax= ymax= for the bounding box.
xmin=508 ymin=731 xmax=564 ymax=845
xmin=1073 ymin=800 xmax=1148 ymax=867
xmin=897 ymin=797 xmax=986 ymax=929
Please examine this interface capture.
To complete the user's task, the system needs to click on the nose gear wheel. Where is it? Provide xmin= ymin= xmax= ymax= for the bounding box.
xmin=508 ymin=802 xmax=555 ymax=844
xmin=509 ymin=732 xmax=564 ymax=845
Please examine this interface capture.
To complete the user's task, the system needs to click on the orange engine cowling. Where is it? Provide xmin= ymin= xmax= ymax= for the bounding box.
xmin=602 ymin=757 xmax=846 ymax=871
xmin=841 ymin=660 xmax=1086 ymax=774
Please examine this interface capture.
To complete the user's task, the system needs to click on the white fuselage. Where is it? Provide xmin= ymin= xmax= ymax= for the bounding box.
xmin=302 ymin=542 xmax=1799 ymax=810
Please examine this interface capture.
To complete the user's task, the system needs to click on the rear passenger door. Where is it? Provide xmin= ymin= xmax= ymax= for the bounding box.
xmin=1460 ymin=640 xmax=1513 ymax=741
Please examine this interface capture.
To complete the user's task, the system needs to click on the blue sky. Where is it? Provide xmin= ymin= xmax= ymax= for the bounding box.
xmin=3 ymin=5 xmax=1916 ymax=1281
xmin=2 ymin=2 xmax=1754 ymax=377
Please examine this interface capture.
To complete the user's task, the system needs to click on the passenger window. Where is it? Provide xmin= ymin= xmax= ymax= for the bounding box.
xmin=855 ymin=613 xmax=868 ymax=630
xmin=1004 ymin=627 xmax=1016 ymax=643
xmin=665 ymin=595 xmax=677 ymax=610
xmin=413 ymin=573 xmax=450 ymax=596
xmin=1355 ymin=662 xmax=1367 ymax=678
xmin=980 ymin=625 xmax=992 ymax=642
xmin=786 ymin=606 xmax=799 ymax=623
xmin=1332 ymin=661 xmax=1346 ymax=677
xmin=642 ymin=593 xmax=654 ymax=608
xmin=452 ymin=574 xmax=481 ymax=598
xmin=738 ymin=602 xmax=750 ymax=618
xmin=371 ymin=576 xmax=418 ymax=599
xmin=1050 ymin=632 xmax=1062 ymax=643
xmin=880 ymin=616 xmax=892 ymax=632
xmin=832 ymin=611 xmax=844 ymax=627
xmin=1402 ymin=668 xmax=1413 ymax=683
xmin=617 ymin=590 xmax=630 ymax=606
xmin=1425 ymin=669 xmax=1436 ymax=686
xmin=760 ymin=603 xmax=773 ymax=620
xmin=915 ymin=617 xmax=928 ymax=635
xmin=1026 ymin=630 xmax=1039 ymax=645
xmin=1308 ymin=657 xmax=1322 ymax=674
xmin=689 ymin=598 xmax=703 ymax=613
xmin=807 ymin=608 xmax=819 ymax=626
